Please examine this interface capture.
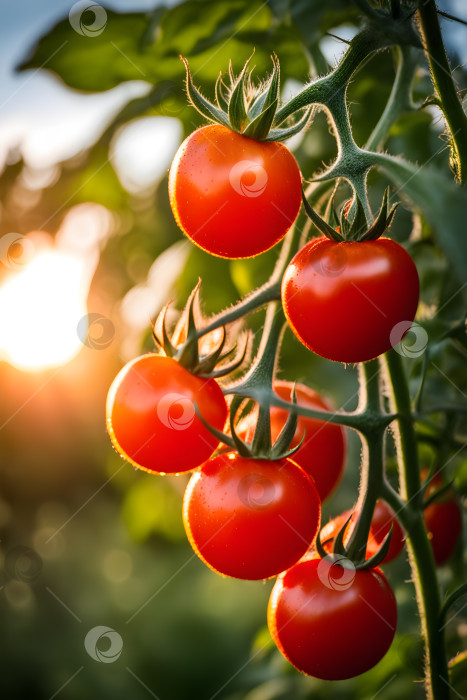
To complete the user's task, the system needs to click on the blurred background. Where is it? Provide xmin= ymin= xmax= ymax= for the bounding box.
xmin=0 ymin=1 xmax=466 ymax=699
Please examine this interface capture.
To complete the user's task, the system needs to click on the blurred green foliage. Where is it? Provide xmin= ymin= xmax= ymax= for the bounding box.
xmin=0 ymin=1 xmax=465 ymax=699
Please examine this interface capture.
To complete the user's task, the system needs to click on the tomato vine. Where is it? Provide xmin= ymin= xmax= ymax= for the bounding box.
xmin=106 ymin=2 xmax=467 ymax=698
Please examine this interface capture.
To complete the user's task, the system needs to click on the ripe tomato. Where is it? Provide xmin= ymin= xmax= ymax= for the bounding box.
xmin=183 ymin=452 xmax=321 ymax=580
xmin=106 ymin=354 xmax=227 ymax=474
xmin=241 ymin=380 xmax=346 ymax=501
xmin=423 ymin=472 xmax=462 ymax=565
xmin=320 ymin=500 xmax=405 ymax=563
xmin=168 ymin=125 xmax=302 ymax=259
xmin=281 ymin=236 xmax=419 ymax=363
xmin=268 ymin=557 xmax=397 ymax=679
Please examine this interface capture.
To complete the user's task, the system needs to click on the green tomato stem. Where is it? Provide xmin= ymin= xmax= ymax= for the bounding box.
xmin=344 ymin=361 xmax=384 ymax=561
xmin=365 ymin=45 xmax=418 ymax=151
xmin=417 ymin=0 xmax=467 ymax=183
xmin=382 ymin=350 xmax=450 ymax=700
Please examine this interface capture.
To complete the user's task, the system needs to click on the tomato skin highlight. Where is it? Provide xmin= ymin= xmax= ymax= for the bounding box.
xmin=241 ymin=380 xmax=346 ymax=501
xmin=106 ymin=354 xmax=227 ymax=474
xmin=268 ymin=557 xmax=397 ymax=680
xmin=169 ymin=124 xmax=302 ymax=259
xmin=281 ymin=236 xmax=420 ymax=363
xmin=183 ymin=452 xmax=321 ymax=580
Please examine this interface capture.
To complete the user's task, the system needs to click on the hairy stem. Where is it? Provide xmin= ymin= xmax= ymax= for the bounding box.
xmin=417 ymin=0 xmax=467 ymax=183
xmin=382 ymin=350 xmax=449 ymax=700
xmin=345 ymin=361 xmax=385 ymax=560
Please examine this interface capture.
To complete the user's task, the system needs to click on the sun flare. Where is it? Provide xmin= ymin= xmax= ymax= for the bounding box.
xmin=0 ymin=250 xmax=89 ymax=371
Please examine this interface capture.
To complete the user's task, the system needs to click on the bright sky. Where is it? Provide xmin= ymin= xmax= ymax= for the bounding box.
xmin=0 ymin=0 xmax=179 ymax=176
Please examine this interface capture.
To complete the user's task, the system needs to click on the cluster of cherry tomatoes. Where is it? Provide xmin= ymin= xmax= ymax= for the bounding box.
xmin=106 ymin=122 xmax=461 ymax=681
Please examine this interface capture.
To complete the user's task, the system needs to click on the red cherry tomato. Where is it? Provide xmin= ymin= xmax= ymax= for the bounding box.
xmin=241 ymin=380 xmax=346 ymax=501
xmin=168 ymin=125 xmax=302 ymax=259
xmin=106 ymin=354 xmax=227 ymax=474
xmin=320 ymin=500 xmax=405 ymax=564
xmin=268 ymin=556 xmax=397 ymax=680
xmin=183 ymin=452 xmax=321 ymax=580
xmin=281 ymin=236 xmax=419 ymax=363
xmin=423 ymin=472 xmax=462 ymax=565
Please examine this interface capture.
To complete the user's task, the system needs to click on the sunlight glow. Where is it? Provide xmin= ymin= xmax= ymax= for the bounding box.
xmin=0 ymin=250 xmax=89 ymax=371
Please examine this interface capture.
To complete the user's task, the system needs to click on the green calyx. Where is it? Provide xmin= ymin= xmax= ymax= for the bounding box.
xmin=194 ymin=390 xmax=305 ymax=461
xmin=316 ymin=512 xmax=394 ymax=570
xmin=181 ymin=53 xmax=313 ymax=142
xmin=302 ymin=186 xmax=399 ymax=242
xmin=152 ymin=281 xmax=248 ymax=378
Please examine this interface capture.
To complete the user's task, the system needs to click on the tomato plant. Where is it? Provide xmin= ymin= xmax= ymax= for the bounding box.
xmin=268 ymin=556 xmax=397 ymax=680
xmin=91 ymin=2 xmax=467 ymax=696
xmin=282 ymin=236 xmax=420 ymax=363
xmin=183 ymin=452 xmax=321 ymax=580
xmin=168 ymin=125 xmax=301 ymax=259
xmin=106 ymin=354 xmax=227 ymax=474
xmin=241 ymin=380 xmax=346 ymax=500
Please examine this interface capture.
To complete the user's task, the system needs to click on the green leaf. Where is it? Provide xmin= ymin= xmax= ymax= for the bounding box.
xmin=18 ymin=10 xmax=162 ymax=91
xmin=375 ymin=155 xmax=467 ymax=281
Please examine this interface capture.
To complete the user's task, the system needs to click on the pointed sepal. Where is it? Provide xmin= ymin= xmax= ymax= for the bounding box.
xmin=359 ymin=188 xmax=399 ymax=241
xmin=302 ymin=187 xmax=345 ymax=241
xmin=228 ymin=54 xmax=252 ymax=132
xmin=181 ymin=56 xmax=230 ymax=128
xmin=355 ymin=525 xmax=394 ymax=570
